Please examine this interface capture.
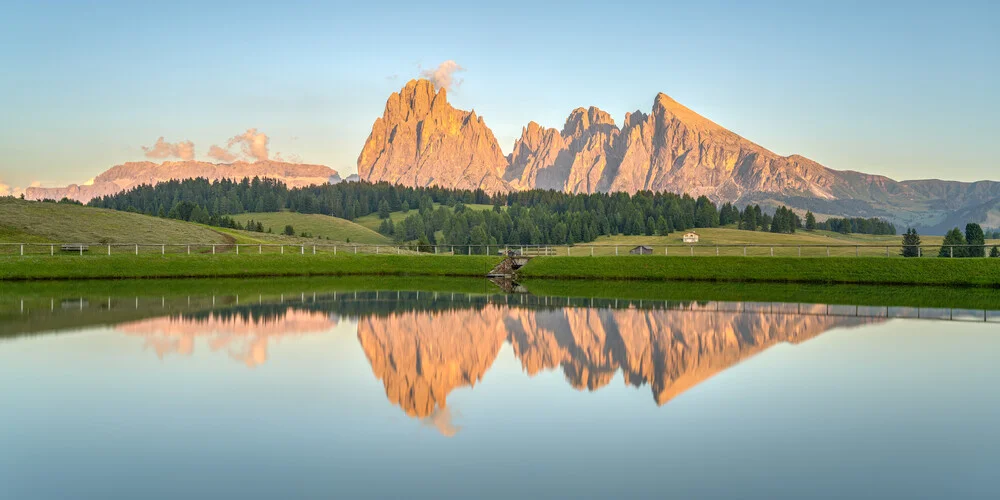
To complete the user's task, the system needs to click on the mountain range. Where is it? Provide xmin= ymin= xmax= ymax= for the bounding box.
xmin=359 ymin=79 xmax=1000 ymax=232
xmin=25 ymin=160 xmax=340 ymax=204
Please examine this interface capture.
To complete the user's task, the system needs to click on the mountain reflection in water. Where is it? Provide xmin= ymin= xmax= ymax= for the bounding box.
xmin=105 ymin=292 xmax=880 ymax=433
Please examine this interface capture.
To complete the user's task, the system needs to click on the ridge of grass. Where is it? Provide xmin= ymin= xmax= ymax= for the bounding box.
xmin=518 ymin=256 xmax=1000 ymax=287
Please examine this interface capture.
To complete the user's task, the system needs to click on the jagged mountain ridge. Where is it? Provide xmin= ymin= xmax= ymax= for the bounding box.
xmin=360 ymin=79 xmax=1000 ymax=231
xmin=25 ymin=160 xmax=340 ymax=203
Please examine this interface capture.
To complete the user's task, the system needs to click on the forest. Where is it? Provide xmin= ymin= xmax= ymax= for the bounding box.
xmin=88 ymin=177 xmax=899 ymax=248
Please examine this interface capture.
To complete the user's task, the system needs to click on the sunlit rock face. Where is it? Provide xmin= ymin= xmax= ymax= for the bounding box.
xmin=118 ymin=309 xmax=337 ymax=367
xmin=25 ymin=160 xmax=338 ymax=203
xmin=358 ymin=304 xmax=878 ymax=423
xmin=357 ymin=79 xmax=511 ymax=193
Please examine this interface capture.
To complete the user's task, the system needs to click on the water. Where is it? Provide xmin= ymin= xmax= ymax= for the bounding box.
xmin=2 ymin=282 xmax=998 ymax=499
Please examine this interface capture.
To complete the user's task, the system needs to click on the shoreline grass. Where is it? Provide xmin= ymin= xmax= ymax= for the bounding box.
xmin=0 ymin=254 xmax=502 ymax=281
xmin=518 ymin=256 xmax=1000 ymax=287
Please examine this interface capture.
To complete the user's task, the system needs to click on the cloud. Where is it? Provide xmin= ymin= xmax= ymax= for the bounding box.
xmin=0 ymin=180 xmax=39 ymax=197
xmin=420 ymin=60 xmax=465 ymax=91
xmin=207 ymin=144 xmax=238 ymax=162
xmin=226 ymin=128 xmax=270 ymax=161
xmin=142 ymin=137 xmax=195 ymax=160
xmin=206 ymin=128 xmax=270 ymax=162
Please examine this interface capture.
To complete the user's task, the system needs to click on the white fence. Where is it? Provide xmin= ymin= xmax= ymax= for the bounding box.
xmin=1 ymin=242 xmax=997 ymax=258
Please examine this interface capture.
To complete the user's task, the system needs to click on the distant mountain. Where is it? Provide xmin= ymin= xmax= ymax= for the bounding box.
xmin=359 ymin=79 xmax=1000 ymax=232
xmin=26 ymin=160 xmax=339 ymax=203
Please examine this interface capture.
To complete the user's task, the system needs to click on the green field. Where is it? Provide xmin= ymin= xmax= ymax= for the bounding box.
xmin=354 ymin=202 xmax=495 ymax=232
xmin=518 ymin=256 xmax=1000 ymax=287
xmin=231 ymin=211 xmax=390 ymax=244
xmin=0 ymin=198 xmax=230 ymax=246
xmin=0 ymin=254 xmax=502 ymax=281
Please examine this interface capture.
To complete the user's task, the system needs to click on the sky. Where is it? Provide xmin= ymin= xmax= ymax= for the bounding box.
xmin=1 ymin=0 xmax=997 ymax=193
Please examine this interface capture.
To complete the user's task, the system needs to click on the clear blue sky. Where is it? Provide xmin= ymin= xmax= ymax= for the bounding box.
xmin=1 ymin=0 xmax=997 ymax=190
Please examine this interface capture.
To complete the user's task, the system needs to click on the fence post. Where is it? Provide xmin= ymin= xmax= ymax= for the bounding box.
xmin=334 ymin=245 xmax=337 ymax=255
xmin=52 ymin=245 xmax=56 ymax=256
xmin=950 ymin=247 xmax=953 ymax=258
xmin=301 ymin=245 xmax=304 ymax=255
xmin=592 ymin=247 xmax=595 ymax=257
xmin=397 ymin=246 xmax=400 ymax=255
xmin=918 ymin=247 xmax=922 ymax=258
xmin=434 ymin=246 xmax=438 ymax=254
xmin=80 ymin=245 xmax=82 ymax=256
xmin=827 ymin=247 xmax=830 ymax=257
xmin=354 ymin=245 xmax=357 ymax=254
xmin=20 ymin=244 xmax=23 ymax=256
xmin=213 ymin=245 xmax=216 ymax=255
xmin=108 ymin=245 xmax=111 ymax=256
xmin=313 ymin=245 xmax=316 ymax=254
xmin=716 ymin=246 xmax=719 ymax=256
xmin=376 ymin=246 xmax=379 ymax=254
xmin=770 ymin=247 xmax=773 ymax=257
xmin=567 ymin=246 xmax=570 ymax=256
xmin=135 ymin=244 xmax=138 ymax=255
xmin=187 ymin=245 xmax=190 ymax=255
xmin=281 ymin=245 xmax=284 ymax=255
xmin=236 ymin=245 xmax=239 ymax=255
xmin=691 ymin=246 xmax=694 ymax=256
xmin=615 ymin=246 xmax=618 ymax=256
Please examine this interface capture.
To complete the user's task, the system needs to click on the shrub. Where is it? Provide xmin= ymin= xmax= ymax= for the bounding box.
xmin=283 ymin=225 xmax=295 ymax=236
xmin=991 ymin=246 xmax=999 ymax=258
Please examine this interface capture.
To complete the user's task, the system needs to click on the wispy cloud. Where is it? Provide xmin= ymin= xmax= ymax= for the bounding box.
xmin=272 ymin=152 xmax=302 ymax=163
xmin=142 ymin=137 xmax=195 ymax=160
xmin=420 ymin=60 xmax=465 ymax=91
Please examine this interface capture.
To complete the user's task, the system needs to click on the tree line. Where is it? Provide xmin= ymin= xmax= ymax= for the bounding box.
xmin=88 ymin=177 xmax=898 ymax=247
xmin=900 ymin=224 xmax=999 ymax=258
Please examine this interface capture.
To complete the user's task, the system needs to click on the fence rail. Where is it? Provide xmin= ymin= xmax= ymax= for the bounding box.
xmin=1 ymin=242 xmax=998 ymax=258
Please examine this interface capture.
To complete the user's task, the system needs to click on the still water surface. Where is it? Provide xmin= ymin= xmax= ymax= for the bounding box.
xmin=2 ymin=284 xmax=998 ymax=499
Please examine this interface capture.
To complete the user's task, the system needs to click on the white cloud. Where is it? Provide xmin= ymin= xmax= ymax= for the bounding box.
xmin=142 ymin=137 xmax=195 ymax=160
xmin=420 ymin=60 xmax=465 ymax=91
xmin=208 ymin=128 xmax=270 ymax=162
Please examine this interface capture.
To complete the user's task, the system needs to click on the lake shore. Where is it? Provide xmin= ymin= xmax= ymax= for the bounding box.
xmin=1 ymin=254 xmax=998 ymax=288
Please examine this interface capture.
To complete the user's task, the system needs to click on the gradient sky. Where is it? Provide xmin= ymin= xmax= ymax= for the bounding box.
xmin=1 ymin=0 xmax=997 ymax=191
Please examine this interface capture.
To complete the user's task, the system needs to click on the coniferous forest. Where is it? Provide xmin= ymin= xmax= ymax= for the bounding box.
xmin=89 ymin=177 xmax=897 ymax=248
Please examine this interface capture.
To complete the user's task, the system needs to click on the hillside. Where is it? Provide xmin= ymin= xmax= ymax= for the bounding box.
xmin=354 ymin=203 xmax=494 ymax=232
xmin=0 ymin=198 xmax=230 ymax=246
xmin=231 ymin=212 xmax=390 ymax=244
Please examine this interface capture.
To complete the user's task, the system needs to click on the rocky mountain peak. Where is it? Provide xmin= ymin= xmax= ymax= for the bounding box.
xmin=561 ymin=106 xmax=616 ymax=137
xmin=357 ymin=79 xmax=510 ymax=193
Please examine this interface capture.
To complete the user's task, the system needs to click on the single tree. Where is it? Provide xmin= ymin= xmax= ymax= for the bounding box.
xmin=805 ymin=211 xmax=817 ymax=231
xmin=965 ymin=223 xmax=986 ymax=257
xmin=901 ymin=228 xmax=921 ymax=257
xmin=377 ymin=199 xmax=391 ymax=219
xmin=939 ymin=227 xmax=966 ymax=258
xmin=991 ymin=246 xmax=1000 ymax=258
xmin=283 ymin=225 xmax=295 ymax=236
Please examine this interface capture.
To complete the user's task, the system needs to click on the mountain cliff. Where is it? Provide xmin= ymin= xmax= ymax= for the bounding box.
xmin=25 ymin=160 xmax=339 ymax=203
xmin=361 ymin=79 xmax=1000 ymax=230
xmin=357 ymin=79 xmax=510 ymax=193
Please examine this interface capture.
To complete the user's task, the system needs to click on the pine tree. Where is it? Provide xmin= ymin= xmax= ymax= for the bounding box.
xmin=377 ymin=199 xmax=391 ymax=219
xmin=805 ymin=211 xmax=816 ymax=231
xmin=965 ymin=223 xmax=985 ymax=257
xmin=901 ymin=228 xmax=921 ymax=257
xmin=991 ymin=246 xmax=1000 ymax=258
xmin=939 ymin=228 xmax=966 ymax=258
xmin=284 ymin=225 xmax=295 ymax=236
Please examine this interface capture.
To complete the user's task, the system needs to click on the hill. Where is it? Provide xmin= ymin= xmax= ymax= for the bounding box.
xmin=231 ymin=212 xmax=390 ymax=244
xmin=353 ymin=202 xmax=494 ymax=232
xmin=0 ymin=198 xmax=230 ymax=246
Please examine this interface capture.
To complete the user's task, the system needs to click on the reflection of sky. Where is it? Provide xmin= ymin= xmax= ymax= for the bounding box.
xmin=1 ymin=318 xmax=997 ymax=499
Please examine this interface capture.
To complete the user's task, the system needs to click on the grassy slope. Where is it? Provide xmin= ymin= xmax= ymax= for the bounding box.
xmin=519 ymin=256 xmax=1000 ymax=287
xmin=354 ymin=203 xmax=494 ymax=231
xmin=0 ymin=198 xmax=230 ymax=245
xmin=0 ymin=254 xmax=502 ymax=281
xmin=231 ymin=212 xmax=390 ymax=244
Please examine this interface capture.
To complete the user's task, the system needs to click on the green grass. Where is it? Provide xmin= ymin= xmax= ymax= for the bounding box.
xmin=0 ymin=254 xmax=502 ymax=281
xmin=231 ymin=211 xmax=390 ymax=244
xmin=354 ymin=202 xmax=495 ymax=231
xmin=519 ymin=256 xmax=1000 ymax=287
xmin=0 ymin=198 xmax=230 ymax=247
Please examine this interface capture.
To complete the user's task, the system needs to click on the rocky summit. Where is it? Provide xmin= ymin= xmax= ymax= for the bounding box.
xmin=360 ymin=79 xmax=1000 ymax=230
xmin=25 ymin=160 xmax=339 ymax=203
xmin=357 ymin=79 xmax=509 ymax=193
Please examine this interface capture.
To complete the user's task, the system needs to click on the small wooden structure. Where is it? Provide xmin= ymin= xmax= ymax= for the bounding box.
xmin=682 ymin=232 xmax=700 ymax=243
xmin=629 ymin=245 xmax=653 ymax=255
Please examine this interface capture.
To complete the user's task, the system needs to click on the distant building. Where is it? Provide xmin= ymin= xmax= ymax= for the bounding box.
xmin=629 ymin=245 xmax=653 ymax=255
xmin=682 ymin=232 xmax=699 ymax=243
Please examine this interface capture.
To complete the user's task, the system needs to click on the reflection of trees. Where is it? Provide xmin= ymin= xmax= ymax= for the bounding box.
xmin=359 ymin=304 xmax=879 ymax=431
xmin=117 ymin=307 xmax=336 ymax=367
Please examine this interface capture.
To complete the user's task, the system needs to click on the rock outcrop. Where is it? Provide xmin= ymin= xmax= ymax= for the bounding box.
xmin=357 ymin=79 xmax=510 ymax=193
xmin=25 ymin=160 xmax=339 ymax=203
